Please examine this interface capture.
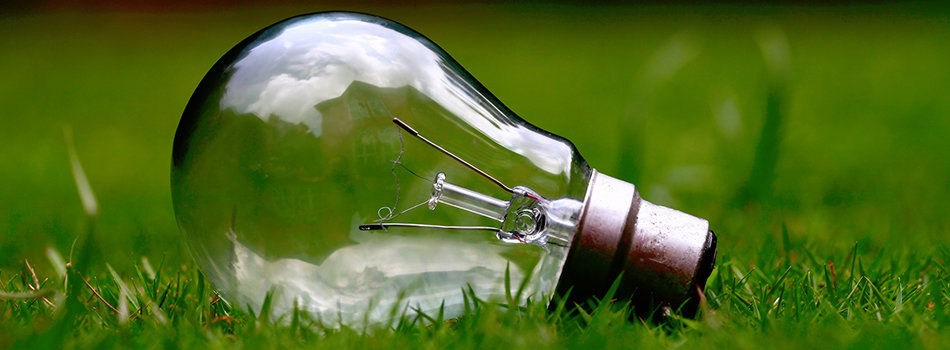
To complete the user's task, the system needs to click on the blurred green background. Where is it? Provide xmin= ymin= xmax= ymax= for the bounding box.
xmin=1 ymin=1 xmax=949 ymax=275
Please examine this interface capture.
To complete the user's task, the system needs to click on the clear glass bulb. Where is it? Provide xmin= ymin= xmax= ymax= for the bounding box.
xmin=172 ymin=12 xmax=592 ymax=325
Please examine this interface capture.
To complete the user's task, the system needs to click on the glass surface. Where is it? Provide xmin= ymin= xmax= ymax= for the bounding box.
xmin=172 ymin=12 xmax=592 ymax=325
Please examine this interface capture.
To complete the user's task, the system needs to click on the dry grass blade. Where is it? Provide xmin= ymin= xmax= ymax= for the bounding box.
xmin=24 ymin=259 xmax=55 ymax=308
xmin=0 ymin=277 xmax=22 ymax=312
xmin=46 ymin=247 xmax=68 ymax=280
xmin=128 ymin=300 xmax=151 ymax=322
xmin=0 ymin=289 xmax=54 ymax=300
xmin=63 ymin=125 xmax=99 ymax=217
xmin=78 ymin=272 xmax=119 ymax=315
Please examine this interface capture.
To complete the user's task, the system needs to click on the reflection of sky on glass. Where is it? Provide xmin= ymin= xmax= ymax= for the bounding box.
xmin=220 ymin=16 xmax=573 ymax=176
xmin=221 ymin=19 xmax=429 ymax=136
xmin=226 ymin=227 xmax=541 ymax=326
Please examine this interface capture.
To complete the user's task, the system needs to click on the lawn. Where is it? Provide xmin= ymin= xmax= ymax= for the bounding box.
xmin=2 ymin=2 xmax=950 ymax=348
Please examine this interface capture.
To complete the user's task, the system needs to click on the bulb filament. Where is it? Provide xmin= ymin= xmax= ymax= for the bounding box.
xmin=359 ymin=118 xmax=563 ymax=248
xmin=392 ymin=117 xmax=515 ymax=193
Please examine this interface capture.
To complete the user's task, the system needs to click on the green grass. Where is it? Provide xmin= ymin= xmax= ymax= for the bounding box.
xmin=3 ymin=224 xmax=950 ymax=348
xmin=3 ymin=2 xmax=950 ymax=348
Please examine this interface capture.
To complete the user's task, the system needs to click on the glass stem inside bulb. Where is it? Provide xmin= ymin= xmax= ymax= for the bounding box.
xmin=428 ymin=173 xmax=508 ymax=222
xmin=362 ymin=171 xmax=576 ymax=248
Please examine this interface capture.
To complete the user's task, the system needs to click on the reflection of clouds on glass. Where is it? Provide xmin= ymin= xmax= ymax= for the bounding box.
xmin=226 ymin=229 xmax=538 ymax=327
xmin=512 ymin=127 xmax=573 ymax=176
xmin=220 ymin=16 xmax=572 ymax=177
xmin=221 ymin=20 xmax=431 ymax=137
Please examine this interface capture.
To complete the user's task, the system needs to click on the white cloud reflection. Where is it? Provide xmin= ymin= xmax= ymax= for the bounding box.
xmin=225 ymin=228 xmax=537 ymax=327
xmin=220 ymin=16 xmax=573 ymax=176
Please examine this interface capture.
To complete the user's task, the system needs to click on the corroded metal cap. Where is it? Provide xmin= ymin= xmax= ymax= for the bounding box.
xmin=556 ymin=170 xmax=717 ymax=317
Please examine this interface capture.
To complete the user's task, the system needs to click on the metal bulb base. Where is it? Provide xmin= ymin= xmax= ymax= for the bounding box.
xmin=556 ymin=170 xmax=718 ymax=317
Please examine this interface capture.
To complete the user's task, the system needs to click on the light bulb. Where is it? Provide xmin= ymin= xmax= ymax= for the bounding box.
xmin=172 ymin=12 xmax=717 ymax=325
